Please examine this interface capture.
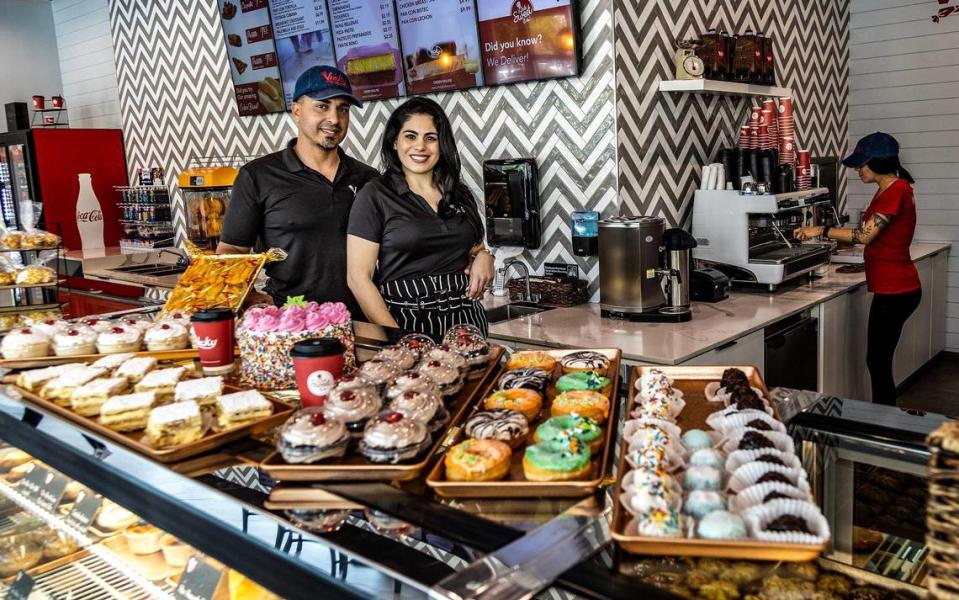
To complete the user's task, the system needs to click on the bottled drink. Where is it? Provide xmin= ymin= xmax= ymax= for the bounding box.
xmin=75 ymin=173 xmax=104 ymax=250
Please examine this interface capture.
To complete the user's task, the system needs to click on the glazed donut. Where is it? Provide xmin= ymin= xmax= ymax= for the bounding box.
xmin=523 ymin=437 xmax=591 ymax=482
xmin=505 ymin=351 xmax=557 ymax=372
xmin=464 ymin=409 xmax=529 ymax=448
xmin=534 ymin=415 xmax=604 ymax=453
xmin=445 ymin=439 xmax=512 ymax=482
xmin=550 ymin=391 xmax=610 ymax=424
xmin=559 ymin=351 xmax=610 ymax=375
xmin=498 ymin=367 xmax=551 ymax=394
xmin=483 ymin=389 xmax=543 ymax=421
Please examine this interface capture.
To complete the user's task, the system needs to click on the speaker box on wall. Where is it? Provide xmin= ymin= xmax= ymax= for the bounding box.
xmin=5 ymin=103 xmax=29 ymax=132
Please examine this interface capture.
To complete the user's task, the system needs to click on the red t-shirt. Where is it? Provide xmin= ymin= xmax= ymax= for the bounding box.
xmin=862 ymin=178 xmax=920 ymax=294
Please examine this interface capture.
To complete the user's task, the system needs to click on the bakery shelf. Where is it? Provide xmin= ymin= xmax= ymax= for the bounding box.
xmin=0 ymin=302 xmax=64 ymax=315
xmin=658 ymin=78 xmax=793 ymax=97
xmin=0 ymin=281 xmax=61 ymax=291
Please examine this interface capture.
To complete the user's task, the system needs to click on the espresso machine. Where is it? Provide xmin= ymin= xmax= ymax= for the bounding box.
xmin=598 ymin=216 xmax=696 ymax=322
xmin=691 ymin=187 xmax=833 ymax=291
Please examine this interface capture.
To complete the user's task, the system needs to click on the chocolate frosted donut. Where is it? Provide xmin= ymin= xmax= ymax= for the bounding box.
xmin=498 ymin=367 xmax=551 ymax=393
xmin=464 ymin=409 xmax=529 ymax=448
xmin=560 ymin=351 xmax=610 ymax=374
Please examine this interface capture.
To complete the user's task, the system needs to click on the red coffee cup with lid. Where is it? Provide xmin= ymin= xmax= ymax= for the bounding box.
xmin=31 ymin=96 xmax=44 ymax=110
xmin=191 ymin=308 xmax=235 ymax=375
xmin=291 ymin=337 xmax=345 ymax=407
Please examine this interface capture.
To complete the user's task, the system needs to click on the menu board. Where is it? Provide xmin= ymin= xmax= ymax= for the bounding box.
xmin=477 ymin=0 xmax=580 ymax=85
xmin=396 ymin=0 xmax=484 ymax=94
xmin=268 ymin=0 xmax=337 ymax=108
xmin=217 ymin=0 xmax=285 ymax=115
xmin=329 ymin=1 xmax=406 ymax=101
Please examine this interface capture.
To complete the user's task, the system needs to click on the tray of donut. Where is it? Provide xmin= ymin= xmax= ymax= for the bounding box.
xmin=426 ymin=348 xmax=621 ymax=498
xmin=610 ymin=365 xmax=830 ymax=561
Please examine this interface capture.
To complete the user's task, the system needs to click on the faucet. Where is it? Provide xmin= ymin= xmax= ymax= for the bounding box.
xmin=500 ymin=259 xmax=540 ymax=304
xmin=158 ymin=248 xmax=190 ymax=267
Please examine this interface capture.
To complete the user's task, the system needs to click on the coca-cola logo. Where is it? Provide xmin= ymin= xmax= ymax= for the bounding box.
xmin=512 ymin=0 xmax=534 ymax=23
xmin=76 ymin=209 xmax=103 ymax=223
xmin=196 ymin=336 xmax=218 ymax=350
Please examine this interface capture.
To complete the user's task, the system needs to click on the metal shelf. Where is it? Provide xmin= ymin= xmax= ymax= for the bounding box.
xmin=658 ymin=78 xmax=793 ymax=97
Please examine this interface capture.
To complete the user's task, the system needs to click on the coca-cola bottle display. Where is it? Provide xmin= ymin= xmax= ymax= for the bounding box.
xmin=75 ymin=173 xmax=104 ymax=250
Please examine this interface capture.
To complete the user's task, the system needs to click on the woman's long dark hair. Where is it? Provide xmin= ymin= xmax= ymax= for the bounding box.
xmin=381 ymin=97 xmax=484 ymax=243
xmin=866 ymin=155 xmax=915 ymax=184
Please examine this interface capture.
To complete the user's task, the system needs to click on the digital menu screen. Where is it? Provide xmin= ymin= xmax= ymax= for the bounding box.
xmin=268 ymin=0 xmax=337 ymax=109
xmin=217 ymin=0 xmax=285 ymax=115
xmin=396 ymin=0 xmax=484 ymax=94
xmin=477 ymin=0 xmax=579 ymax=86
xmin=329 ymin=1 xmax=406 ymax=101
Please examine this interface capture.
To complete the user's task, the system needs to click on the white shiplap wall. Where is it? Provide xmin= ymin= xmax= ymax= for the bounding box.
xmin=849 ymin=0 xmax=959 ymax=351
xmin=51 ymin=0 xmax=121 ymax=129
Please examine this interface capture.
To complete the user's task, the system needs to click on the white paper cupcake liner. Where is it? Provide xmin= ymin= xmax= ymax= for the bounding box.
xmin=727 ymin=461 xmax=810 ymax=495
xmin=622 ymin=468 xmax=683 ymax=496
xmin=728 ymin=481 xmax=812 ymax=513
xmin=725 ymin=448 xmax=801 ymax=474
xmin=721 ymin=429 xmax=795 ymax=456
xmin=624 ymin=418 xmax=683 ymax=440
xmin=704 ymin=382 xmax=767 ymax=404
xmin=716 ymin=411 xmax=785 ymax=434
xmin=620 ymin=485 xmax=683 ymax=516
xmin=626 ymin=447 xmax=686 ymax=473
xmin=741 ymin=498 xmax=830 ymax=545
xmin=706 ymin=407 xmax=771 ymax=431
xmin=623 ymin=513 xmax=685 ymax=538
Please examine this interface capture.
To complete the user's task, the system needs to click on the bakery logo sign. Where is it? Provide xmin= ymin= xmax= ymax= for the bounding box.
xmin=512 ymin=0 xmax=534 ymax=24
xmin=196 ymin=336 xmax=218 ymax=350
xmin=428 ymin=45 xmax=444 ymax=59
xmin=76 ymin=209 xmax=103 ymax=223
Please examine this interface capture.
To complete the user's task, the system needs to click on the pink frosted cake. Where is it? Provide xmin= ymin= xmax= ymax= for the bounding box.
xmin=237 ymin=298 xmax=356 ymax=391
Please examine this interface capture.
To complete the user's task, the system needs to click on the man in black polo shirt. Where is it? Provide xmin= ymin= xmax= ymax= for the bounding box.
xmin=217 ymin=66 xmax=377 ymax=318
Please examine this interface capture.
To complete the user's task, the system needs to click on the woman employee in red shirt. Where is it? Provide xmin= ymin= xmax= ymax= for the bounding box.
xmin=795 ymin=132 xmax=919 ymax=406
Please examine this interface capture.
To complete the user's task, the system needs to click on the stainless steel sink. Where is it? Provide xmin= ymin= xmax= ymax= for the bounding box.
xmin=484 ymin=302 xmax=554 ymax=324
xmin=107 ymin=264 xmax=187 ymax=277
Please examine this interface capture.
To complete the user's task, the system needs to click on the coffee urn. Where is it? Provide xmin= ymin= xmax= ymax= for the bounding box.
xmin=661 ymin=228 xmax=698 ymax=317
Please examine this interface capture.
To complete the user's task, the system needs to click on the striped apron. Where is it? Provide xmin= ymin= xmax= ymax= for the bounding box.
xmin=379 ymin=272 xmax=489 ymax=341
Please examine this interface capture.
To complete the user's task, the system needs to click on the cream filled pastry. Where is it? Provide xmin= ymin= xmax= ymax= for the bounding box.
xmin=358 ymin=359 xmax=402 ymax=387
xmin=80 ymin=318 xmax=116 ymax=333
xmin=174 ymin=376 xmax=223 ymax=410
xmin=416 ymin=360 xmax=462 ymax=396
xmin=134 ymin=366 xmax=186 ymax=402
xmin=41 ymin=366 xmax=108 ymax=405
xmin=144 ymin=322 xmax=189 ymax=351
xmin=117 ymin=316 xmax=154 ymax=333
xmin=96 ymin=325 xmax=142 ymax=354
xmin=115 ymin=356 xmax=157 ymax=384
xmin=30 ymin=319 xmax=69 ymax=338
xmin=52 ymin=328 xmax=97 ymax=356
xmin=215 ymin=390 xmax=273 ymax=429
xmin=396 ymin=333 xmax=435 ymax=360
xmin=386 ymin=372 xmax=442 ymax=400
xmin=359 ymin=411 xmax=430 ymax=464
xmin=278 ymin=408 xmax=350 ymax=463
xmin=323 ymin=387 xmax=381 ymax=433
xmin=91 ymin=352 xmax=137 ymax=371
xmin=16 ymin=363 xmax=86 ymax=392
xmin=372 ymin=346 xmax=417 ymax=371
xmin=389 ymin=389 xmax=448 ymax=432
xmin=1 ymin=328 xmax=50 ymax=359
xmin=423 ymin=345 xmax=468 ymax=372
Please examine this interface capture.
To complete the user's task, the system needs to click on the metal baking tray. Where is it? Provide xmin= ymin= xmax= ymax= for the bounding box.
xmin=0 ymin=347 xmax=234 ymax=371
xmin=610 ymin=365 xmax=828 ymax=560
xmin=426 ymin=349 xmax=622 ymax=498
xmin=257 ymin=346 xmax=505 ymax=482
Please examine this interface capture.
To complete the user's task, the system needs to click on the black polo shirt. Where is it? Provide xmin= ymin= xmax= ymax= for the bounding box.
xmin=221 ymin=139 xmax=377 ymax=317
xmin=347 ymin=171 xmax=481 ymax=286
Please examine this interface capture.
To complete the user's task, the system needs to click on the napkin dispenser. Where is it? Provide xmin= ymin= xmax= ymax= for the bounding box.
xmin=484 ymin=158 xmax=540 ymax=249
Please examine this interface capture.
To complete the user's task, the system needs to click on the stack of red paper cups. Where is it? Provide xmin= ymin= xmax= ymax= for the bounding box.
xmin=738 ymin=125 xmax=751 ymax=149
xmin=796 ymin=150 xmax=812 ymax=190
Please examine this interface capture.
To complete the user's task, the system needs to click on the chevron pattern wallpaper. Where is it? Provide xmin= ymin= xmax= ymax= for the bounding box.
xmin=614 ymin=0 xmax=850 ymax=225
xmin=107 ymin=0 xmax=617 ymax=296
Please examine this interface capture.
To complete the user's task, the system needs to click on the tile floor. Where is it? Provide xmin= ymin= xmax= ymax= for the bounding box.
xmin=897 ymin=351 xmax=959 ymax=416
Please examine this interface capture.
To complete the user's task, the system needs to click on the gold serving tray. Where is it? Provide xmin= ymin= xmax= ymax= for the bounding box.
xmin=426 ymin=348 xmax=622 ymax=499
xmin=257 ymin=346 xmax=505 ymax=483
xmin=0 ymin=347 xmax=240 ymax=371
xmin=609 ymin=365 xmax=828 ymax=561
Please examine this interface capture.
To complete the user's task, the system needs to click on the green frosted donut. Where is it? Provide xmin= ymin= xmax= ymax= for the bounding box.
xmin=524 ymin=438 xmax=591 ymax=472
xmin=555 ymin=371 xmax=610 ymax=393
xmin=534 ymin=415 xmax=602 ymax=447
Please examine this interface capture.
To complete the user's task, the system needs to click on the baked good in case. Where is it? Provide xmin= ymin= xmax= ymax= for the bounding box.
xmin=215 ymin=390 xmax=273 ymax=429
xmin=41 ymin=366 xmax=108 ymax=405
xmin=52 ymin=328 xmax=97 ymax=356
xmin=41 ymin=530 xmax=78 ymax=559
xmin=80 ymin=318 xmax=115 ymax=333
xmin=358 ymin=359 xmax=401 ymax=389
xmin=174 ymin=376 xmax=223 ymax=410
xmin=124 ymin=523 xmax=163 ymax=554
xmin=15 ymin=265 xmax=55 ymax=285
xmin=160 ymin=534 xmax=191 ymax=567
xmin=0 ymin=448 xmax=31 ymax=472
xmin=555 ymin=371 xmax=610 ymax=393
xmin=483 ymin=389 xmax=543 ymax=421
xmin=1 ymin=328 xmax=50 ymax=359
xmin=115 ymin=356 xmax=157 ymax=384
xmin=323 ymin=387 xmax=381 ymax=433
xmin=146 ymin=400 xmax=203 ymax=447
xmin=358 ymin=411 xmax=431 ymax=464
xmin=445 ymin=439 xmax=511 ymax=482
xmin=424 ymin=345 xmax=468 ymax=372
xmin=559 ymin=351 xmax=610 ymax=375
xmin=116 ymin=316 xmax=153 ymax=333
xmin=505 ymin=351 xmax=556 ymax=372
xmin=0 ymin=535 xmax=41 ymax=577
xmin=16 ymin=363 xmax=86 ymax=392
xmin=523 ymin=437 xmax=591 ymax=481
xmin=96 ymin=500 xmax=138 ymax=531
xmin=389 ymin=389 xmax=448 ymax=432
xmin=550 ymin=391 xmax=610 ymax=424
xmin=534 ymin=415 xmax=603 ymax=453
xmin=144 ymin=322 xmax=189 ymax=351
xmin=70 ymin=377 xmax=129 ymax=416
xmin=396 ymin=333 xmax=435 ymax=360
xmin=96 ymin=325 xmax=143 ymax=354
xmin=134 ymin=366 xmax=187 ymax=403
xmin=278 ymin=408 xmax=349 ymax=463
xmin=698 ymin=510 xmax=747 ymax=539
xmin=464 ymin=409 xmax=529 ymax=448
xmin=100 ymin=392 xmax=157 ymax=431
xmin=416 ymin=360 xmax=463 ymax=397
xmin=91 ymin=352 xmax=137 ymax=371
xmin=386 ymin=372 xmax=441 ymax=400
xmin=30 ymin=318 xmax=68 ymax=338
xmin=372 ymin=346 xmax=416 ymax=371
xmin=498 ymin=367 xmax=551 ymax=394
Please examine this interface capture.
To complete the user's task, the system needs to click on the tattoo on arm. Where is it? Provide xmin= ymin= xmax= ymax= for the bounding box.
xmin=852 ymin=214 xmax=890 ymax=245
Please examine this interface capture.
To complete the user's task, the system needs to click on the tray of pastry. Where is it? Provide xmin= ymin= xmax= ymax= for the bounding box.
xmin=426 ymin=348 xmax=622 ymax=498
xmin=609 ymin=365 xmax=830 ymax=560
xmin=258 ymin=339 xmax=505 ymax=483
xmin=4 ymin=360 xmax=293 ymax=464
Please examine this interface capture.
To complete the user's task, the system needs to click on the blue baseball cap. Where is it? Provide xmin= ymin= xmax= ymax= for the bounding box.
xmin=842 ymin=132 xmax=899 ymax=168
xmin=292 ymin=66 xmax=363 ymax=107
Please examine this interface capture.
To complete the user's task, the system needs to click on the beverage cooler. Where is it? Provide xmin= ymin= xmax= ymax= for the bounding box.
xmin=0 ymin=129 xmax=127 ymax=249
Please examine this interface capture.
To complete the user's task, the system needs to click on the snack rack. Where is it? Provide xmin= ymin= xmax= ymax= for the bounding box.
xmin=114 ymin=185 xmax=174 ymax=251
xmin=0 ymin=242 xmax=65 ymax=332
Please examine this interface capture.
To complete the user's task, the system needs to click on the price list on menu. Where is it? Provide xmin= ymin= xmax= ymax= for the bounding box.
xmin=267 ymin=0 xmax=336 ymax=108
xmin=328 ymin=1 xmax=405 ymax=100
xmin=396 ymin=0 xmax=484 ymax=94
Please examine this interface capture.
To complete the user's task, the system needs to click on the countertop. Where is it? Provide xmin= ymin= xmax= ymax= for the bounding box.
xmin=66 ymin=247 xmax=184 ymax=289
xmin=486 ymin=242 xmax=951 ymax=365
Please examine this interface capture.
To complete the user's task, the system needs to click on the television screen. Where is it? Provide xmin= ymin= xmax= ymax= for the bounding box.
xmin=216 ymin=0 xmax=285 ymax=115
xmin=269 ymin=1 xmax=337 ymax=109
xmin=329 ymin=1 xmax=406 ymax=101
xmin=476 ymin=0 xmax=580 ymax=86
xmin=396 ymin=0 xmax=484 ymax=94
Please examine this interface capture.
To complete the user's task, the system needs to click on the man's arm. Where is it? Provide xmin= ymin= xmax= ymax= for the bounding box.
xmin=216 ymin=241 xmax=251 ymax=254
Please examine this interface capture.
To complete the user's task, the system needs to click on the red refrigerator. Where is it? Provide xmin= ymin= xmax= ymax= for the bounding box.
xmin=0 ymin=129 xmax=127 ymax=249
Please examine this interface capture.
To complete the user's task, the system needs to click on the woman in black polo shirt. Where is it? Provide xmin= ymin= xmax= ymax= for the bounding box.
xmin=346 ymin=97 xmax=493 ymax=339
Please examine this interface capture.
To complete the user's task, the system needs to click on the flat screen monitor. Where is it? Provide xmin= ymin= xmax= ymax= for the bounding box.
xmin=269 ymin=1 xmax=337 ymax=109
xmin=329 ymin=1 xmax=406 ymax=101
xmin=395 ymin=0 xmax=485 ymax=94
xmin=217 ymin=0 xmax=285 ymax=115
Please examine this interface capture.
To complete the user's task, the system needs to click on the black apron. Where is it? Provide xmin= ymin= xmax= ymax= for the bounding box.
xmin=380 ymin=272 xmax=489 ymax=342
